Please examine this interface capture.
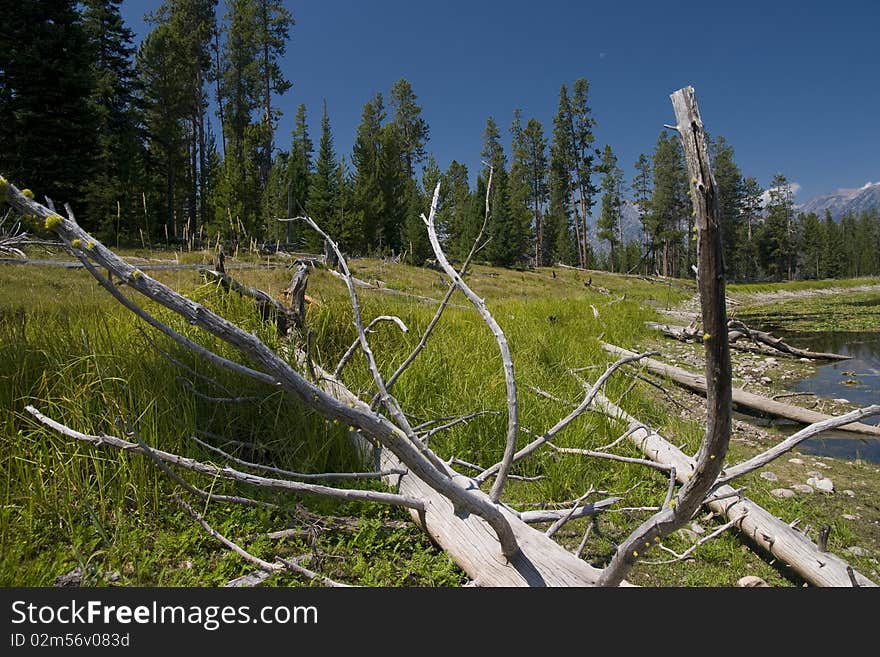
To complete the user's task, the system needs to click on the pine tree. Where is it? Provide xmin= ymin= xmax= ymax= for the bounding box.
xmin=389 ymin=79 xmax=430 ymax=177
xmin=821 ymin=210 xmax=845 ymax=278
xmin=309 ymin=101 xmax=340 ymax=250
xmin=284 ymin=102 xmax=312 ymax=246
xmin=81 ymin=0 xmax=145 ymax=241
xmin=596 ymin=145 xmax=624 ymax=271
xmin=520 ymin=118 xmax=549 ymax=265
xmin=569 ymin=79 xmax=598 ymax=268
xmin=506 ymin=111 xmax=535 ymax=267
xmin=439 ymin=160 xmax=472 ymax=260
xmin=351 ymin=93 xmax=386 ymax=252
xmin=737 ymin=176 xmax=763 ymax=280
xmin=0 ymin=0 xmax=98 ymax=223
xmin=759 ymin=173 xmax=796 ymax=281
xmin=631 ymin=153 xmax=652 ymax=257
xmin=709 ymin=135 xmax=744 ymax=280
xmin=401 ymin=155 xmax=440 ymax=265
xmin=254 ymin=0 xmax=294 ymax=195
xmin=138 ymin=23 xmax=190 ymax=240
xmin=480 ymin=117 xmax=518 ymax=267
xmin=799 ymin=212 xmax=824 ymax=279
xmin=647 ymin=131 xmax=688 ymax=277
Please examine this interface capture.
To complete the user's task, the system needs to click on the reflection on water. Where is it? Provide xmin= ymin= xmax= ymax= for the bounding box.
xmin=780 ymin=331 xmax=880 ymax=463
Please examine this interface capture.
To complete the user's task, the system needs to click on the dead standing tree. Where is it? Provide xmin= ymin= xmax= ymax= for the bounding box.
xmin=3 ymin=87 xmax=876 ymax=587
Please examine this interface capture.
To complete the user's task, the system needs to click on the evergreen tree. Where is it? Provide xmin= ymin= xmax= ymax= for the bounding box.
xmin=284 ymin=102 xmax=312 ymax=246
xmin=0 ymin=0 xmax=98 ymax=223
xmin=521 ymin=118 xmax=549 ymax=265
xmin=709 ymin=135 xmax=744 ymax=280
xmin=597 ymin=144 xmax=624 ymax=271
xmin=480 ymin=117 xmax=517 ymax=267
xmin=737 ymin=175 xmax=763 ymax=280
xmin=138 ymin=23 xmax=190 ymax=240
xmin=377 ymin=123 xmax=410 ymax=255
xmin=351 ymin=93 xmax=386 ymax=251
xmin=439 ymin=161 xmax=472 ymax=260
xmin=389 ymin=79 xmax=430 ymax=177
xmin=758 ymin=173 xmax=796 ymax=280
xmin=401 ymin=155 xmax=440 ymax=265
xmin=821 ymin=210 xmax=845 ymax=278
xmin=631 ymin=153 xmax=652 ymax=255
xmin=309 ymin=101 xmax=340 ymax=250
xmin=81 ymin=0 xmax=145 ymax=241
xmin=647 ymin=130 xmax=688 ymax=277
xmin=799 ymin=212 xmax=824 ymax=279
xmin=549 ymin=87 xmax=576 ymax=266
xmin=149 ymin=0 xmax=219 ymax=237
xmin=506 ymin=111 xmax=535 ymax=267
xmin=569 ymin=79 xmax=599 ymax=268
xmin=254 ymin=0 xmax=294 ymax=194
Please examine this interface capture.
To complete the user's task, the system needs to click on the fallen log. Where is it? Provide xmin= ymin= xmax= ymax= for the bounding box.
xmin=727 ymin=319 xmax=852 ymax=361
xmin=592 ymin=391 xmax=876 ymax=587
xmin=647 ymin=321 xmax=786 ymax=357
xmin=601 ymin=343 xmax=880 ymax=437
xmin=646 ymin=320 xmax=851 ymax=361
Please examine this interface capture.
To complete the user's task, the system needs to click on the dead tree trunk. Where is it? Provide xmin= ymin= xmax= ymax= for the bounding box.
xmin=593 ymin=392 xmax=876 ymax=587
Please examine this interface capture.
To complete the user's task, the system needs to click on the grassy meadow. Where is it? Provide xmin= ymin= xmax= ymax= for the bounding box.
xmin=2 ymin=247 xmax=878 ymax=587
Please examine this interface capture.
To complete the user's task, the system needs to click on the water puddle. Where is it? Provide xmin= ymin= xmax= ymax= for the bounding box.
xmin=769 ymin=331 xmax=880 ymax=463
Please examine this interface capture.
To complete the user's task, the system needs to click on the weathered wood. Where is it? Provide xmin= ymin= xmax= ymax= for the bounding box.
xmin=592 ymin=392 xmax=876 ymax=587
xmin=727 ymin=319 xmax=852 ymax=361
xmin=201 ymin=268 xmax=293 ymax=337
xmin=302 ymin=355 xmax=616 ymax=586
xmin=597 ymin=85 xmax=733 ymax=587
xmin=602 ymin=342 xmax=880 ymax=436
xmin=647 ymin=320 xmax=852 ymax=361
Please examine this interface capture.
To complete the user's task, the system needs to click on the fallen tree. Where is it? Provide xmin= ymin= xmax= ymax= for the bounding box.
xmin=602 ymin=343 xmax=880 ymax=437
xmin=647 ymin=320 xmax=852 ymax=361
xmin=3 ymin=86 xmax=875 ymax=586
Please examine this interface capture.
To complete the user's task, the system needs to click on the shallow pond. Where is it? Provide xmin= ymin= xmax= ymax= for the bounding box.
xmin=769 ymin=331 xmax=880 ymax=463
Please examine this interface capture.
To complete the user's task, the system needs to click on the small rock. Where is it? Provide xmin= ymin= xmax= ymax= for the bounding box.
xmin=799 ymin=357 xmax=811 ymax=362
xmin=760 ymin=377 xmax=772 ymax=384
xmin=792 ymin=484 xmax=814 ymax=494
xmin=690 ymin=522 xmax=705 ymax=535
xmin=770 ymin=488 xmax=796 ymax=498
xmin=833 ymin=398 xmax=850 ymax=404
xmin=764 ymin=357 xmax=778 ymax=364
xmin=54 ymin=566 xmax=83 ymax=587
xmin=788 ymin=458 xmax=805 ymax=465
xmin=846 ymin=546 xmax=870 ymax=557
xmin=843 ymin=489 xmax=856 ymax=498
xmin=760 ymin=471 xmax=779 ymax=482
xmin=737 ymin=575 xmax=770 ymax=587
xmin=813 ymin=461 xmax=831 ymax=469
xmin=807 ymin=477 xmax=834 ymax=493
xmin=842 ymin=514 xmax=859 ymax=521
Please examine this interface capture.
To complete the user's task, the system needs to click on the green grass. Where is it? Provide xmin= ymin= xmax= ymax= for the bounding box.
xmin=1 ymin=251 xmax=877 ymax=587
xmin=727 ymin=275 xmax=880 ymax=296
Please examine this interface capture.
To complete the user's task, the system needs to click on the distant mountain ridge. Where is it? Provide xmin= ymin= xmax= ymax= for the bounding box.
xmin=797 ymin=182 xmax=880 ymax=220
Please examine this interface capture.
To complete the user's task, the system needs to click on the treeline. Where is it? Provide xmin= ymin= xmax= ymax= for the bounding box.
xmin=2 ymin=1 xmax=878 ymax=281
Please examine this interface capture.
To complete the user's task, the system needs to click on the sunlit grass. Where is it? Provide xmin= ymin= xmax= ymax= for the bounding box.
xmin=2 ymin=250 xmax=876 ymax=586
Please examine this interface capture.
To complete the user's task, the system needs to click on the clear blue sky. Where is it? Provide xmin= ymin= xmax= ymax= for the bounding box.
xmin=120 ymin=0 xmax=880 ymax=202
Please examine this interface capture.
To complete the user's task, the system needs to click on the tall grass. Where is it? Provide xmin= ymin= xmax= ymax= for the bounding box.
xmin=3 ymin=256 xmax=844 ymax=586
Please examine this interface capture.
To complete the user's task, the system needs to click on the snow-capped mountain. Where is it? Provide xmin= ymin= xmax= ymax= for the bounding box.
xmin=797 ymin=182 xmax=880 ymax=220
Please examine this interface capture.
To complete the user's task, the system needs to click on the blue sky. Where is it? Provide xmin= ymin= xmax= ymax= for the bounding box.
xmin=120 ymin=0 xmax=880 ymax=203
